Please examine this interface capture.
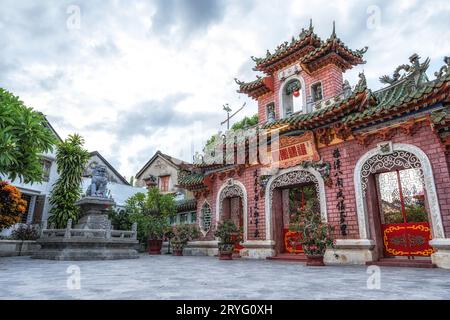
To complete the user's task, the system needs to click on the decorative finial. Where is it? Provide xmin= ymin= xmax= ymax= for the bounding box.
xmin=234 ymin=78 xmax=244 ymax=85
xmin=331 ymin=21 xmax=336 ymax=38
xmin=356 ymin=46 xmax=368 ymax=55
xmin=355 ymin=71 xmax=367 ymax=91
xmin=309 ymin=18 xmax=313 ymax=31
xmin=380 ymin=53 xmax=430 ymax=85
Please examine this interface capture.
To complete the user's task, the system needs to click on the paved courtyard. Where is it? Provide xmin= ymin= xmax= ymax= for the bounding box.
xmin=0 ymin=254 xmax=449 ymax=299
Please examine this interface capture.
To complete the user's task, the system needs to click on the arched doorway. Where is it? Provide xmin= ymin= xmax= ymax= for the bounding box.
xmin=354 ymin=143 xmax=445 ymax=261
xmin=216 ymin=179 xmax=247 ymax=254
xmin=265 ymin=167 xmax=328 ymax=255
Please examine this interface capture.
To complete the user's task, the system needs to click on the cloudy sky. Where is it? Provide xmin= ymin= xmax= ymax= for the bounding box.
xmin=1 ymin=0 xmax=449 ymax=179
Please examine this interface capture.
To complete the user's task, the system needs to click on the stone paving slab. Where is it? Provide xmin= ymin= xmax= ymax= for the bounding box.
xmin=1 ymin=254 xmax=449 ymax=300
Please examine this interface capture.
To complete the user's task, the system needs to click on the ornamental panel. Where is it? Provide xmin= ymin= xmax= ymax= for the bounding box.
xmin=269 ymin=170 xmax=319 ymax=202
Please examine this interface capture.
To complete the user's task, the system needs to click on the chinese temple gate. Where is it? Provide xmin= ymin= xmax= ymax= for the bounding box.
xmin=178 ymin=21 xmax=450 ymax=268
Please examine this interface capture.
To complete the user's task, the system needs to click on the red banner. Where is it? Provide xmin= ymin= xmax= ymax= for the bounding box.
xmin=283 ymin=229 xmax=304 ymax=253
xmin=382 ymin=222 xmax=434 ymax=257
xmin=271 ymin=131 xmax=320 ymax=169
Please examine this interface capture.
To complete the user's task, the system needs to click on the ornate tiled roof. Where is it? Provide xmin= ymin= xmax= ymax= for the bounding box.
xmin=177 ymin=171 xmax=205 ymax=189
xmin=429 ymin=106 xmax=450 ymax=153
xmin=264 ymin=56 xmax=450 ymax=132
xmin=344 ymin=71 xmax=450 ymax=128
xmin=250 ymin=21 xmax=366 ymax=75
xmin=176 ymin=198 xmax=197 ymax=212
xmin=300 ymin=24 xmax=367 ymax=73
xmin=235 ymin=77 xmax=272 ymax=100
xmin=252 ymin=20 xmax=322 ymax=74
xmin=263 ymin=73 xmax=371 ymax=131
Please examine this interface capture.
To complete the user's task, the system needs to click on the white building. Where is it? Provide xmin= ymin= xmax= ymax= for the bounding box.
xmin=1 ymin=122 xmax=144 ymax=236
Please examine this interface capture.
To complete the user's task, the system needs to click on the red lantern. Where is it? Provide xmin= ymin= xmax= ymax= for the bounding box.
xmin=293 ymin=90 xmax=300 ymax=97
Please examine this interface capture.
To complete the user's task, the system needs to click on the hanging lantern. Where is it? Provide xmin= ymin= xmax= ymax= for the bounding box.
xmin=293 ymin=90 xmax=300 ymax=97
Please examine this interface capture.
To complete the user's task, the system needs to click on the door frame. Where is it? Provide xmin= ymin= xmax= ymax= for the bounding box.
xmin=354 ymin=143 xmax=445 ymax=241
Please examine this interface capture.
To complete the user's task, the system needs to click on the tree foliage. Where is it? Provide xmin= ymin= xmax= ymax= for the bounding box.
xmin=0 ymin=181 xmax=27 ymax=230
xmin=48 ymin=134 xmax=90 ymax=228
xmin=0 ymin=88 xmax=56 ymax=183
xmin=205 ymin=114 xmax=258 ymax=149
xmin=125 ymin=187 xmax=176 ymax=242
xmin=230 ymin=113 xmax=258 ymax=131
xmin=289 ymin=186 xmax=334 ymax=256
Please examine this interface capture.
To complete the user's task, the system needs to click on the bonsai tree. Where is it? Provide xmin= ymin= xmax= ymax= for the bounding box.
xmin=0 ymin=88 xmax=56 ymax=183
xmin=0 ymin=181 xmax=27 ymax=231
xmin=214 ymin=219 xmax=242 ymax=260
xmin=48 ymin=134 xmax=90 ymax=228
xmin=171 ymin=223 xmax=200 ymax=256
xmin=289 ymin=186 xmax=334 ymax=266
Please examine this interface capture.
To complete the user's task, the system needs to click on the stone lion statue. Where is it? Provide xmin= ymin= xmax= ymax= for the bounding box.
xmin=86 ymin=165 xmax=109 ymax=197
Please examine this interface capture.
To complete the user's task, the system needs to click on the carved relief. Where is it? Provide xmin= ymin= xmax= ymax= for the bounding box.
xmin=333 ymin=123 xmax=352 ymax=141
xmin=360 ymin=150 xmax=423 ymax=194
xmin=315 ymin=127 xmax=334 ymax=146
xmin=269 ymin=170 xmax=319 ymax=202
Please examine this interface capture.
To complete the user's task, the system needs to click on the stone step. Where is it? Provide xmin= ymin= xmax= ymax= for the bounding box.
xmin=366 ymin=258 xmax=436 ymax=268
xmin=267 ymin=253 xmax=307 ymax=261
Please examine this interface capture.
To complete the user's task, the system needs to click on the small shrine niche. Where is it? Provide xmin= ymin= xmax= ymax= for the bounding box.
xmin=282 ymin=78 xmax=302 ymax=117
xmin=311 ymin=82 xmax=323 ymax=102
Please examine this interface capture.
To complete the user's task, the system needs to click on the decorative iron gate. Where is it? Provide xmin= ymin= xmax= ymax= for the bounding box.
xmin=376 ymin=168 xmax=434 ymax=257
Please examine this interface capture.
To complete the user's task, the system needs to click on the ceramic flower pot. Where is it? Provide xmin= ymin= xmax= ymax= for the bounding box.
xmin=172 ymin=242 xmax=185 ymax=256
xmin=218 ymin=242 xmax=235 ymax=260
xmin=147 ymin=239 xmax=163 ymax=255
xmin=306 ymin=254 xmax=325 ymax=266
xmin=172 ymin=248 xmax=183 ymax=256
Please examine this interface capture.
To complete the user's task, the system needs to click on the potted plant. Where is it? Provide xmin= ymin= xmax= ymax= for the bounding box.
xmin=147 ymin=216 xmax=169 ymax=255
xmin=171 ymin=224 xmax=200 ymax=256
xmin=289 ymin=187 xmax=334 ymax=266
xmin=126 ymin=187 xmax=176 ymax=255
xmin=214 ymin=219 xmax=242 ymax=260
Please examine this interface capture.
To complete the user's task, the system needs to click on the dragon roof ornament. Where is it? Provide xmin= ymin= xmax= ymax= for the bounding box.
xmin=379 ymin=53 xmax=430 ymax=86
xmin=435 ymin=56 xmax=450 ymax=79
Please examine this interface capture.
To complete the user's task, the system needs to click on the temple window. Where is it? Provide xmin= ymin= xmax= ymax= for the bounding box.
xmin=281 ymin=78 xmax=302 ymax=117
xmin=311 ymin=82 xmax=323 ymax=102
xmin=200 ymin=203 xmax=212 ymax=232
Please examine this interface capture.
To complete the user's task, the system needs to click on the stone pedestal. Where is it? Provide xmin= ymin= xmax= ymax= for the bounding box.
xmin=75 ymin=197 xmax=114 ymax=230
xmin=240 ymin=240 xmax=276 ymax=259
xmin=33 ymin=196 xmax=139 ymax=261
xmin=430 ymin=238 xmax=450 ymax=269
xmin=324 ymin=239 xmax=377 ymax=265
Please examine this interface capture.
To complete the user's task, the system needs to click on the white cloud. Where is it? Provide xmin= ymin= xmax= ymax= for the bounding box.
xmin=1 ymin=0 xmax=449 ymax=178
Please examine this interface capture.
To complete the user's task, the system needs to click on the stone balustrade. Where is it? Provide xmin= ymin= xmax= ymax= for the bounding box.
xmin=40 ymin=219 xmax=137 ymax=241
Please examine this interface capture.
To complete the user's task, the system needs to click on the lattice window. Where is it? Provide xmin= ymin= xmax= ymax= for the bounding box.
xmin=200 ymin=203 xmax=212 ymax=233
xmin=360 ymin=151 xmax=423 ymax=195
